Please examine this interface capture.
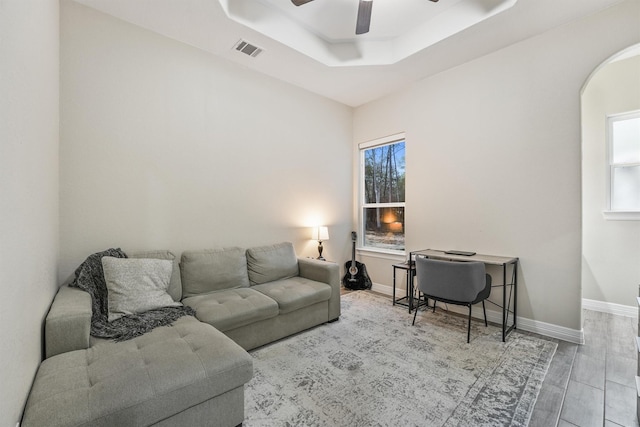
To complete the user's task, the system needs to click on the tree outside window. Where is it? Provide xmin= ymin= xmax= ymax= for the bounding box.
xmin=361 ymin=138 xmax=405 ymax=252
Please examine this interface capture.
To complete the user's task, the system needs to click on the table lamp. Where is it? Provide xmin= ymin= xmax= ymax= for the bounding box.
xmin=312 ymin=226 xmax=329 ymax=260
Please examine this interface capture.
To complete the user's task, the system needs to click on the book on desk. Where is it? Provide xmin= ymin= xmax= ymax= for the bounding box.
xmin=444 ymin=250 xmax=476 ymax=256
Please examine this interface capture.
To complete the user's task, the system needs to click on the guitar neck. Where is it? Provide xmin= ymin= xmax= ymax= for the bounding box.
xmin=351 ymin=241 xmax=356 ymax=266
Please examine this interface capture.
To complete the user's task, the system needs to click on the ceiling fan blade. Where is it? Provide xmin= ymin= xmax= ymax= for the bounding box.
xmin=291 ymin=0 xmax=314 ymax=5
xmin=429 ymin=0 xmax=439 ymax=2
xmin=356 ymin=0 xmax=373 ymax=35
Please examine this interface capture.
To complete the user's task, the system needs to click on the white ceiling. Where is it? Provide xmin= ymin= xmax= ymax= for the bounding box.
xmin=74 ymin=0 xmax=626 ymax=107
xmin=221 ymin=0 xmax=518 ymax=66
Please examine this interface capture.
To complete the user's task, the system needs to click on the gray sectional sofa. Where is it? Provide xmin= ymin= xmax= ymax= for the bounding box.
xmin=21 ymin=242 xmax=340 ymax=427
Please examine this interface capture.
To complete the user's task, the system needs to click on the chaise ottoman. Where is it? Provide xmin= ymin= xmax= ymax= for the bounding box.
xmin=21 ymin=316 xmax=252 ymax=427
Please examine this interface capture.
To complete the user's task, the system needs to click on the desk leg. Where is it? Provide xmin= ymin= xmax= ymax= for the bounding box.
xmin=513 ymin=261 xmax=517 ymax=331
xmin=392 ymin=267 xmax=397 ymax=306
xmin=502 ymin=263 xmax=507 ymax=342
xmin=500 ymin=261 xmax=519 ymax=342
xmin=407 ymin=270 xmax=412 ymax=313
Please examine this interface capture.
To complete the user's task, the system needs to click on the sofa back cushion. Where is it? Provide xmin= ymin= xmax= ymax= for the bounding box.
xmin=128 ymin=250 xmax=182 ymax=301
xmin=247 ymin=242 xmax=299 ymax=285
xmin=180 ymin=247 xmax=250 ymax=298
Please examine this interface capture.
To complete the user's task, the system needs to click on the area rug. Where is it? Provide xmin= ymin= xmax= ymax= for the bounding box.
xmin=244 ymin=291 xmax=556 ymax=426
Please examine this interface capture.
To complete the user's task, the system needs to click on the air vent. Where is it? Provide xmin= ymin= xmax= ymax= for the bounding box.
xmin=234 ymin=40 xmax=263 ymax=58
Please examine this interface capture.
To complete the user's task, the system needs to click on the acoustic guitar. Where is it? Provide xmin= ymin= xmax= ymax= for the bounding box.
xmin=343 ymin=231 xmax=372 ymax=290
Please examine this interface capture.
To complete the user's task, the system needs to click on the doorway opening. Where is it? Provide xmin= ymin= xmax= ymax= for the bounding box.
xmin=580 ymin=43 xmax=640 ymax=322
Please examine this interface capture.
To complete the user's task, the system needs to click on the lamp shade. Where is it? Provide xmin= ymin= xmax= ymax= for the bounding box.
xmin=312 ymin=226 xmax=329 ymax=241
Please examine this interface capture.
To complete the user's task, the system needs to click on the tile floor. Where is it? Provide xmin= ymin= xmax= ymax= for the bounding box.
xmin=530 ymin=309 xmax=638 ymax=427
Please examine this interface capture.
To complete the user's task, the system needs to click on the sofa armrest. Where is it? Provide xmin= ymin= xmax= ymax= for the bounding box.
xmin=298 ymin=258 xmax=341 ymax=321
xmin=45 ymin=285 xmax=92 ymax=358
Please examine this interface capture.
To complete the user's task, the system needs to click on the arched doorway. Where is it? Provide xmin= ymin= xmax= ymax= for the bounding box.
xmin=581 ymin=44 xmax=640 ymax=319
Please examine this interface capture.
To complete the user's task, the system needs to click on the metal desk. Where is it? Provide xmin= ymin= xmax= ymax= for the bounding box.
xmin=409 ymin=249 xmax=519 ymax=342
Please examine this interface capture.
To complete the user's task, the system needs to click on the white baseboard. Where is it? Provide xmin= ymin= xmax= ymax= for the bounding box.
xmin=582 ymin=298 xmax=637 ymax=318
xmin=517 ymin=317 xmax=585 ymax=344
xmin=369 ymin=283 xmax=584 ymax=344
xmin=371 ymin=282 xmax=403 ymax=297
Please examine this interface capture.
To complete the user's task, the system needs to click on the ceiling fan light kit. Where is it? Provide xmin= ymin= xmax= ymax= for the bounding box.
xmin=292 ymin=0 xmax=439 ymax=35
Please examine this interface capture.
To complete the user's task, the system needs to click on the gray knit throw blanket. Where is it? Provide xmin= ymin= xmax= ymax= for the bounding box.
xmin=70 ymin=248 xmax=196 ymax=342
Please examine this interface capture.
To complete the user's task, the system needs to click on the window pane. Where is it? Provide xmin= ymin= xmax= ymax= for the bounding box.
xmin=612 ymin=117 xmax=640 ymax=164
xmin=612 ymin=165 xmax=640 ymax=210
xmin=363 ymin=207 xmax=405 ymax=251
xmin=364 ymin=142 xmax=405 ymax=204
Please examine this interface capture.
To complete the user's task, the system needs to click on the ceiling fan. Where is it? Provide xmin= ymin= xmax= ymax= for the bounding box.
xmin=291 ymin=0 xmax=439 ymax=35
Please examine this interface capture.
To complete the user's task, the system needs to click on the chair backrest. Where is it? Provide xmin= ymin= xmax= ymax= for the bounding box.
xmin=415 ymin=257 xmax=486 ymax=303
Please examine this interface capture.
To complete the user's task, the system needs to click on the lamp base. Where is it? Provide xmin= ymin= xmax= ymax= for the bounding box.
xmin=317 ymin=241 xmax=325 ymax=261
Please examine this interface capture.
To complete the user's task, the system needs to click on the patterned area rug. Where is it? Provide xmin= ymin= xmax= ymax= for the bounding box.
xmin=244 ymin=291 xmax=556 ymax=426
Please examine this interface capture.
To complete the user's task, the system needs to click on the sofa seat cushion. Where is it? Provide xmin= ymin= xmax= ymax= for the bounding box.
xmin=183 ymin=288 xmax=278 ymax=332
xmin=252 ymin=276 xmax=332 ymax=314
xmin=22 ymin=316 xmax=253 ymax=427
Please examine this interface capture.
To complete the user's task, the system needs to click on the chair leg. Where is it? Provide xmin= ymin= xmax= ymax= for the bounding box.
xmin=482 ymin=301 xmax=488 ymax=327
xmin=412 ymin=292 xmax=420 ymax=326
xmin=467 ymin=305 xmax=472 ymax=343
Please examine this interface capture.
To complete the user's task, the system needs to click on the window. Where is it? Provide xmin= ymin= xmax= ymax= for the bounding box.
xmin=605 ymin=111 xmax=640 ymax=219
xmin=359 ymin=134 xmax=406 ymax=252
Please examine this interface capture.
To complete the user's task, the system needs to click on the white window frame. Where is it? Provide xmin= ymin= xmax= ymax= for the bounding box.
xmin=358 ymin=132 xmax=406 ymax=255
xmin=603 ymin=110 xmax=640 ymax=221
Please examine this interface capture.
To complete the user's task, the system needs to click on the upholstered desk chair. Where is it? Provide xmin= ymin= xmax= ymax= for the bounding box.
xmin=412 ymin=256 xmax=492 ymax=343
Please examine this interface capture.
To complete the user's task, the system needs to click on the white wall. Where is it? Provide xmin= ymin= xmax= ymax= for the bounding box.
xmin=353 ymin=0 xmax=640 ymax=337
xmin=582 ymin=54 xmax=640 ymax=308
xmin=0 ymin=1 xmax=60 ymax=426
xmin=59 ymin=1 xmax=354 ymax=283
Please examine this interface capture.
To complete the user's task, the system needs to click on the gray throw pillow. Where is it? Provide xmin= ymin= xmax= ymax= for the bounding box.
xmin=102 ymin=256 xmax=181 ymax=322
xmin=128 ymin=250 xmax=182 ymax=302
xmin=247 ymin=242 xmax=299 ymax=285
